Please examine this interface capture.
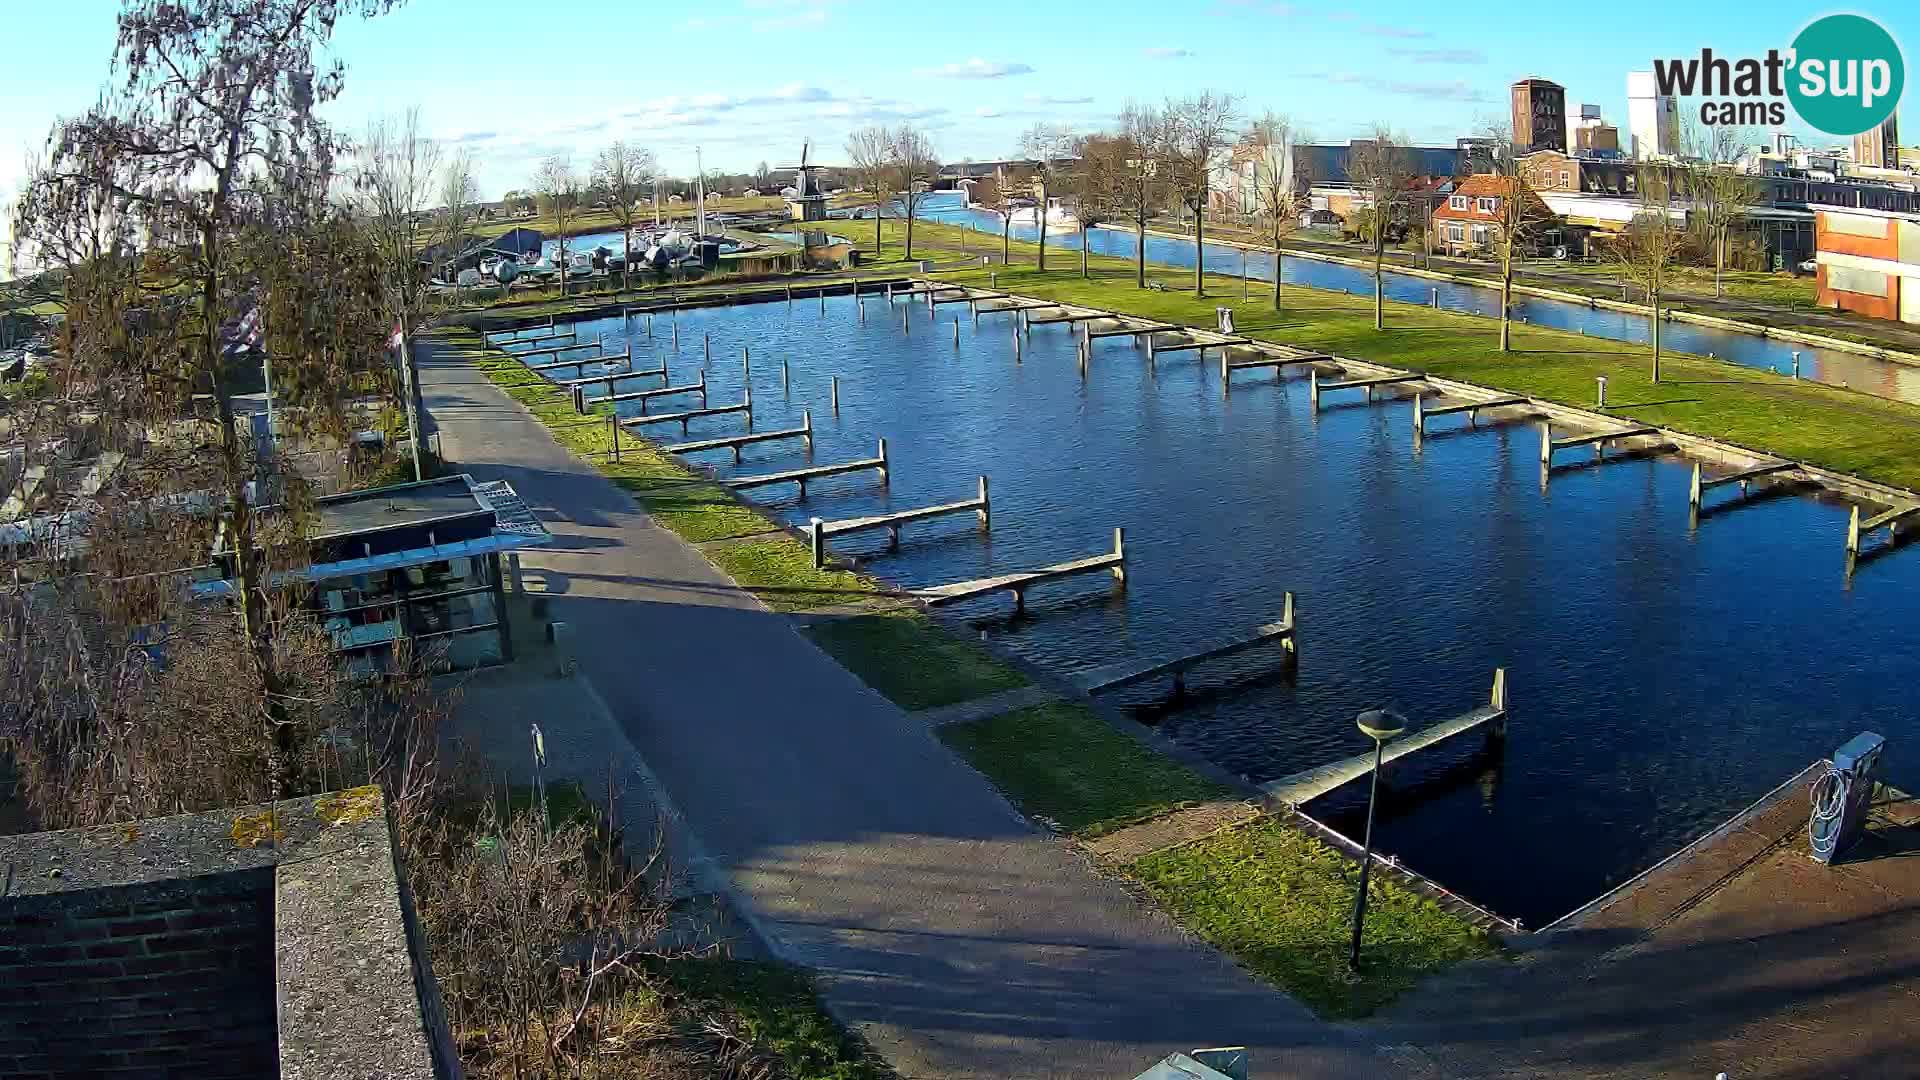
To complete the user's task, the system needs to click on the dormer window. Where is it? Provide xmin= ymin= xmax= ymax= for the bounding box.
xmin=1476 ymin=196 xmax=1498 ymax=213
xmin=1450 ymin=195 xmax=1469 ymax=211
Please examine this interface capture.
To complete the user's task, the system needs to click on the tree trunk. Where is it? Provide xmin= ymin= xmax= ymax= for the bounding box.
xmin=1136 ymin=207 xmax=1147 ymax=288
xmin=557 ymin=235 xmax=568 ymax=297
xmin=1651 ymin=290 xmax=1663 ymax=382
xmin=1037 ymin=180 xmax=1048 ymax=272
xmin=1273 ymin=229 xmax=1284 ymax=311
xmin=1714 ymin=228 xmax=1725 ymax=298
xmin=622 ymin=225 xmax=631 ymax=294
xmin=1003 ymin=216 xmax=1011 ymax=265
xmin=1193 ymin=208 xmax=1204 ymax=296
xmin=1079 ymin=223 xmax=1089 ymax=278
xmin=398 ymin=314 xmax=426 ymax=481
xmin=905 ymin=196 xmax=915 ymax=261
xmin=1499 ymin=245 xmax=1513 ymax=352
xmin=1372 ymin=223 xmax=1386 ymax=330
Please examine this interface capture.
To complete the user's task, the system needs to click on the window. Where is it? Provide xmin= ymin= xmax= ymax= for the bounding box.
xmin=1448 ymin=224 xmax=1465 ymax=242
xmin=1476 ymin=196 xmax=1498 ymax=214
xmin=1560 ymin=170 xmax=1571 ymax=187
xmin=1449 ymin=195 xmax=1469 ymax=211
xmin=1471 ymin=224 xmax=1489 ymax=245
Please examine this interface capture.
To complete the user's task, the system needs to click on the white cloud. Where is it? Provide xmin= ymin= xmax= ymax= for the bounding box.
xmin=1322 ymin=71 xmax=1487 ymax=102
xmin=975 ymin=106 xmax=1004 ymax=118
xmin=1386 ymin=47 xmax=1485 ymax=64
xmin=920 ymin=58 xmax=1036 ymax=79
xmin=1143 ymin=47 xmax=1194 ymax=59
xmin=1025 ymin=94 xmax=1094 ymax=105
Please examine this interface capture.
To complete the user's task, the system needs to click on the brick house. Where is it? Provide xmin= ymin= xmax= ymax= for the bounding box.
xmin=1430 ymin=175 xmax=1558 ymax=256
xmin=1812 ymin=206 xmax=1920 ymax=322
xmin=1518 ymin=150 xmax=1636 ymax=196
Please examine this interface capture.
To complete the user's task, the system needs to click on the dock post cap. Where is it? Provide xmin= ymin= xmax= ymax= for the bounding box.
xmin=1490 ymin=667 xmax=1508 ymax=712
xmin=1357 ymin=708 xmax=1408 ymax=741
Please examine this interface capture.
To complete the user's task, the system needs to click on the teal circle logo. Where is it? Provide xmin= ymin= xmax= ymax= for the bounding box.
xmin=1788 ymin=14 xmax=1904 ymax=136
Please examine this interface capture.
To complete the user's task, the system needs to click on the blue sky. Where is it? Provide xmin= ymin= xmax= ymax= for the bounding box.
xmin=1 ymin=0 xmax=1914 ymax=221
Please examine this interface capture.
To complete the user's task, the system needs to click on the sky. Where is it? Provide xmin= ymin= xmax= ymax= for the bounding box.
xmin=1 ymin=0 xmax=1916 ymax=250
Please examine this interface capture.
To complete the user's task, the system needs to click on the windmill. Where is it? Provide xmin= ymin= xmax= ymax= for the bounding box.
xmin=780 ymin=140 xmax=830 ymax=223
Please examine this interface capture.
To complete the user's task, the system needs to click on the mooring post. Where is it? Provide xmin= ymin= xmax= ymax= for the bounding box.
xmin=743 ymin=381 xmax=752 ymax=428
xmin=954 ymin=317 xmax=961 ymax=347
xmin=876 ymin=437 xmax=889 ymax=483
xmin=820 ymin=290 xmax=826 ymax=314
xmin=802 ymin=409 xmax=813 ymax=451
xmin=1538 ymin=421 xmax=1554 ymax=466
xmin=672 ymin=321 xmax=679 ymax=348
xmin=1792 ymin=351 xmax=1802 ymax=379
xmin=742 ymin=345 xmax=750 ymax=378
xmin=977 ymin=475 xmax=991 ymax=530
xmin=646 ymin=313 xmax=653 ymax=338
xmin=1220 ymin=349 xmax=1230 ymax=388
xmin=1111 ymin=527 xmax=1127 ymax=584
xmin=903 ymin=305 xmax=910 ymax=335
xmin=786 ymin=284 xmax=793 ymax=306
xmin=704 ymin=332 xmax=711 ymax=367
xmin=830 ymin=375 xmax=840 ymax=414
xmin=698 ymin=366 xmax=708 ymax=407
xmin=1847 ymin=505 xmax=1862 ymax=556
xmin=1689 ymin=463 xmax=1704 ymax=510
xmin=1490 ymin=667 xmax=1509 ymax=738
xmin=1013 ymin=324 xmax=1022 ymax=362
xmin=1431 ymin=287 xmax=1438 ymax=308
xmin=1282 ymin=590 xmax=1297 ymax=658
xmin=781 ymin=357 xmax=790 ymax=392
xmin=1412 ymin=393 xmax=1425 ymax=437
xmin=572 ymin=385 xmax=585 ymax=414
xmin=1079 ymin=340 xmax=1088 ymax=376
xmin=1309 ymin=369 xmax=1320 ymax=410
xmin=1146 ymin=333 xmax=1156 ymax=367
xmin=809 ymin=517 xmax=825 ymax=568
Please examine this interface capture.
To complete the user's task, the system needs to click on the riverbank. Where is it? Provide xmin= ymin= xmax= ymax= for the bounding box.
xmin=449 ymin=316 xmax=1502 ymax=1020
xmin=930 ymin=261 xmax=1920 ymax=492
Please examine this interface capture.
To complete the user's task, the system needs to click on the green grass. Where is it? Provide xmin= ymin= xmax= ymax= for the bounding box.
xmin=938 ymin=702 xmax=1232 ymax=837
xmin=1132 ymin=819 xmax=1502 ymax=1019
xmin=932 ymin=260 xmax=1920 ymax=490
xmin=707 ymin=539 xmax=878 ymax=612
xmin=803 ymin=611 xmax=1027 ymax=710
xmin=639 ymin=957 xmax=892 ymax=1080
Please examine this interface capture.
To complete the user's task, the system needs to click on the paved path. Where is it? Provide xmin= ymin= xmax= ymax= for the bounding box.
xmin=418 ymin=337 xmax=1426 ymax=1080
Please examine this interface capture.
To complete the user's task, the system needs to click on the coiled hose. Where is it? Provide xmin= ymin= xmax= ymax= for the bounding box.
xmin=1808 ymin=762 xmax=1852 ymax=861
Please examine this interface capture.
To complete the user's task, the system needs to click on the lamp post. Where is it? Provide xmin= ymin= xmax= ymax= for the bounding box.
xmin=1349 ymin=706 xmax=1407 ymax=973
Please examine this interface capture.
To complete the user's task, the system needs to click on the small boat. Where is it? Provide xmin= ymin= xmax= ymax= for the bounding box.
xmin=1008 ymin=197 xmax=1078 ymax=229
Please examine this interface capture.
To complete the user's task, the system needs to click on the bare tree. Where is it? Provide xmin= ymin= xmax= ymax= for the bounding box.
xmin=1161 ymin=92 xmax=1239 ymax=296
xmin=1019 ymin=123 xmax=1076 ymax=273
xmin=1117 ymin=103 xmax=1166 ymax=289
xmin=1483 ymin=125 xmax=1555 ymax=351
xmin=594 ymin=140 xmax=656 ymax=293
xmin=1611 ymin=164 xmax=1689 ymax=382
xmin=889 ymin=124 xmax=939 ymax=262
xmin=844 ymin=125 xmax=893 ymax=256
xmin=437 ymin=149 xmax=478 ymax=307
xmin=1069 ymin=133 xmax=1129 ymax=278
xmin=355 ymin=109 xmax=439 ymax=480
xmin=535 ymin=154 xmax=581 ymax=295
xmin=9 ymin=0 xmax=402 ymax=798
xmin=1246 ymin=112 xmax=1305 ymax=311
xmin=1346 ymin=126 xmax=1416 ymax=330
xmin=1683 ymin=122 xmax=1763 ymax=298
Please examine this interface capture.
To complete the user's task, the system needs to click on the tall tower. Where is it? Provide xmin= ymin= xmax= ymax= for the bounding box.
xmin=1853 ymin=115 xmax=1899 ymax=170
xmin=1511 ymin=77 xmax=1567 ymax=153
xmin=1627 ymin=71 xmax=1678 ymax=160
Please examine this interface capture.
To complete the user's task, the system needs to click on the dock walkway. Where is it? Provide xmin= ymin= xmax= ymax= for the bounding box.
xmin=1081 ymin=597 xmax=1296 ymax=697
xmin=914 ymin=528 xmax=1126 ymax=614
xmin=1263 ymin=670 xmax=1507 ymax=806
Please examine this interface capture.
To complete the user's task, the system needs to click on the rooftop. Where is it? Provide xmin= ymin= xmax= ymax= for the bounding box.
xmin=312 ymin=474 xmax=489 ymax=542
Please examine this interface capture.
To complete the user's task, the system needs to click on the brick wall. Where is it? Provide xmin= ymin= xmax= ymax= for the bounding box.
xmin=0 ymin=872 xmax=278 ymax=1079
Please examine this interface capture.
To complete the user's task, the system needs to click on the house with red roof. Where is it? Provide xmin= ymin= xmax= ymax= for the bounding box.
xmin=1430 ymin=174 xmax=1559 ymax=256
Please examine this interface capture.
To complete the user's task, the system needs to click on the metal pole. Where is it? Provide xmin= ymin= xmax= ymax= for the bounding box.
xmin=1349 ymin=736 xmax=1386 ymax=972
xmin=831 ymin=375 xmax=839 ymax=414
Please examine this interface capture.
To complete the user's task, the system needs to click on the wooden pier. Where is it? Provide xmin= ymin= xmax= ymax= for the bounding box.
xmin=1262 ymin=669 xmax=1508 ymax=807
xmin=913 ymin=528 xmax=1126 ymax=614
xmin=1086 ymin=322 xmax=1180 ymax=340
xmin=1538 ymin=422 xmax=1665 ymax=466
xmin=664 ymin=411 xmax=811 ymax=464
xmin=508 ymin=340 xmax=600 ymax=361
xmin=807 ymin=476 xmax=990 ymax=567
xmin=1688 ymin=461 xmax=1800 ymax=511
xmin=554 ymin=364 xmax=647 ymax=390
xmin=525 ymin=352 xmax=631 ymax=374
xmin=486 ymin=317 xmax=556 ymax=341
xmin=1411 ymin=393 xmax=1533 ymax=436
xmin=727 ymin=437 xmax=888 ymax=496
xmin=1027 ymin=311 xmax=1108 ymax=326
xmin=1079 ymin=595 xmax=1296 ymax=698
xmin=1310 ymin=370 xmax=1423 ymax=409
xmin=621 ymin=399 xmax=750 ymax=435
xmin=600 ymin=370 xmax=704 ymax=410
xmin=1220 ymin=351 xmax=1333 ymax=388
xmin=1152 ymin=336 xmax=1250 ymax=354
xmin=1846 ymin=502 xmax=1920 ymax=556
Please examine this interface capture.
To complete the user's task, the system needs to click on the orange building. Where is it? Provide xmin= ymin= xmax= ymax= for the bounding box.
xmin=1813 ymin=207 xmax=1920 ymax=323
xmin=1430 ymin=175 xmax=1558 ymax=254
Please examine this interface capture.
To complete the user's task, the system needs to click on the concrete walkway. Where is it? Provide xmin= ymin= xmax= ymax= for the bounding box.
xmin=417 ymin=338 xmax=1427 ymax=1079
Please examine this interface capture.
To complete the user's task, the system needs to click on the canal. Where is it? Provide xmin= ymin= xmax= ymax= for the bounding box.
xmin=538 ymin=294 xmax=1920 ymax=927
xmin=888 ymin=192 xmax=1920 ymax=405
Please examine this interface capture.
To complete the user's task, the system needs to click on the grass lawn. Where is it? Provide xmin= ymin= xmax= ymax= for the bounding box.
xmin=938 ymin=702 xmax=1232 ymax=837
xmin=706 ymin=539 xmax=876 ymax=613
xmin=931 ymin=260 xmax=1920 ymax=490
xmin=803 ymin=611 xmax=1027 ymax=711
xmin=1133 ymin=819 xmax=1501 ymax=1019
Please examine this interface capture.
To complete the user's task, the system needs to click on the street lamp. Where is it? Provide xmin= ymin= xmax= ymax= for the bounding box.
xmin=1349 ymin=706 xmax=1407 ymax=973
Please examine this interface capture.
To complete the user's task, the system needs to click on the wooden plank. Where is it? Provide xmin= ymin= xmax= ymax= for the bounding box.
xmin=1420 ymin=394 xmax=1529 ymax=418
xmin=1153 ymin=337 xmax=1251 ymax=353
xmin=601 ymin=375 xmax=696 ymax=405
xmin=524 ymin=353 xmax=630 ymax=373
xmin=1550 ymin=424 xmax=1659 ymax=451
xmin=1860 ymin=502 xmax=1920 ymax=531
xmin=552 ymin=365 xmax=646 ymax=387
xmin=727 ymin=452 xmax=886 ymax=491
xmin=1081 ymin=602 xmax=1295 ymax=694
xmin=505 ymin=341 xmax=598 ymax=360
xmin=820 ymin=495 xmax=982 ymax=537
xmin=1225 ymin=353 xmax=1331 ymax=370
xmin=1699 ymin=461 xmax=1798 ymax=491
xmin=1087 ymin=323 xmax=1180 ymax=339
xmin=1262 ymin=669 xmax=1508 ymax=807
xmin=914 ymin=529 xmax=1125 ymax=610
xmin=664 ymin=413 xmax=810 ymax=456
xmin=621 ymin=401 xmax=748 ymax=429
xmin=1026 ymin=311 xmax=1107 ymax=325
xmin=1320 ymin=372 xmax=1423 ymax=393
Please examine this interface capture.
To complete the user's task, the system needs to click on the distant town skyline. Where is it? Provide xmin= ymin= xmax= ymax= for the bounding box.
xmin=0 ymin=0 xmax=1910 ymax=229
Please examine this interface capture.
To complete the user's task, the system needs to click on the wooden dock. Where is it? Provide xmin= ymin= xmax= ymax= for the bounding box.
xmin=1539 ymin=422 xmax=1665 ymax=466
xmin=486 ymin=317 xmax=556 ymax=341
xmin=525 ymin=352 xmax=631 ymax=374
xmin=1310 ymin=370 xmax=1423 ymax=409
xmin=1027 ymin=311 xmax=1107 ymax=326
xmin=1847 ymin=502 xmax=1920 ymax=556
xmin=1220 ymin=351 xmax=1333 ymax=388
xmin=1152 ymin=336 xmax=1250 ymax=354
xmin=1262 ymin=669 xmax=1508 ymax=807
xmin=600 ymin=370 xmax=704 ymax=409
xmin=727 ymin=437 xmax=887 ymax=496
xmin=664 ymin=411 xmax=811 ymax=464
xmin=507 ymin=340 xmax=599 ymax=361
xmin=808 ymin=476 xmax=989 ymax=567
xmin=1412 ymin=393 xmax=1533 ymax=436
xmin=1689 ymin=461 xmax=1800 ymax=511
xmin=1079 ymin=595 xmax=1296 ymax=698
xmin=1087 ymin=322 xmax=1179 ymax=339
xmin=620 ymin=399 xmax=749 ymax=435
xmin=913 ymin=528 xmax=1126 ymax=614
xmin=554 ymin=364 xmax=647 ymax=389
